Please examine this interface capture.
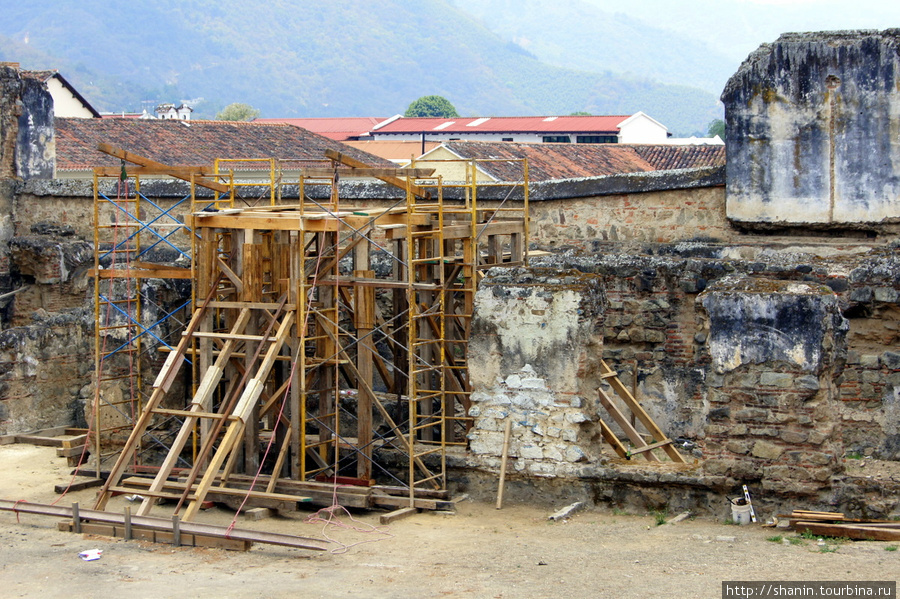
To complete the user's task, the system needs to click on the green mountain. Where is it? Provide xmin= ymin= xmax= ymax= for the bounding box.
xmin=0 ymin=0 xmax=721 ymax=135
xmin=450 ymin=0 xmax=739 ymax=95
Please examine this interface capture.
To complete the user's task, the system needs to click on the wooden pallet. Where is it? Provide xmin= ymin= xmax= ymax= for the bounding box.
xmin=596 ymin=360 xmax=685 ymax=463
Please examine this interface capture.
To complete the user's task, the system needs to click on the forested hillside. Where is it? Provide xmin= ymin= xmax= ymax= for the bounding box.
xmin=0 ymin=0 xmax=722 ymax=134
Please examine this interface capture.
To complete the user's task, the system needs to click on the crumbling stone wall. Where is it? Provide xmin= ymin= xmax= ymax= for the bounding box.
xmin=0 ymin=310 xmax=92 ymax=435
xmin=698 ymin=277 xmax=847 ymax=497
xmin=0 ymin=64 xmax=21 ymax=180
xmin=496 ymin=242 xmax=900 ymax=512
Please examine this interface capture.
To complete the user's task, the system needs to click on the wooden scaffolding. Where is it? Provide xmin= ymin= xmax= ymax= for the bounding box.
xmin=93 ymin=150 xmax=529 ymax=519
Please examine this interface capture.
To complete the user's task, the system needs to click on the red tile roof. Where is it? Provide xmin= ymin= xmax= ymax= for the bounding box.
xmin=54 ymin=118 xmax=394 ymax=171
xmin=439 ymin=142 xmax=725 ymax=182
xmin=631 ymin=145 xmax=726 ymax=170
xmin=254 ymin=117 xmax=385 ymax=141
xmin=373 ymin=115 xmax=630 ymax=135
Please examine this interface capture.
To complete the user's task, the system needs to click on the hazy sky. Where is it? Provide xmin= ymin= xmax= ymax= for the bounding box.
xmin=583 ymin=0 xmax=900 ymax=61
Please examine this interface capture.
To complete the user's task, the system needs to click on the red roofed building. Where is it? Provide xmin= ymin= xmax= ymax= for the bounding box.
xmin=368 ymin=112 xmax=672 ymax=145
xmin=254 ymin=117 xmax=385 ymax=141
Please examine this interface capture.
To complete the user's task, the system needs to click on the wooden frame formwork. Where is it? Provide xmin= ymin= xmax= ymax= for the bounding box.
xmin=94 ymin=151 xmax=529 ymax=519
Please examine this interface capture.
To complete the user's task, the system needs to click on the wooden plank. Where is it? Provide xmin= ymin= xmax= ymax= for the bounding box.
xmin=244 ymin=507 xmax=274 ymax=521
xmin=3 ymin=500 xmax=328 ymax=551
xmin=54 ymin=478 xmax=103 ymax=494
xmin=379 ymin=507 xmax=418 ymax=525
xmin=297 ymin=167 xmax=435 ymax=178
xmin=599 ymin=360 xmax=685 ymax=463
xmin=56 ymin=444 xmax=87 ymax=458
xmin=597 ymin=388 xmax=659 ymax=462
xmin=628 ymin=439 xmax=674 ymax=457
xmin=370 ymin=493 xmax=454 ymax=511
xmin=94 ymin=166 xmax=219 ymax=178
xmin=791 ymin=510 xmax=846 ymax=519
xmin=14 ymin=434 xmax=67 ymax=447
xmin=92 ymin=267 xmax=194 ymax=279
xmin=598 ymin=419 xmax=629 ymax=459
xmin=97 ymin=143 xmax=229 ymax=193
xmin=793 ymin=521 xmax=900 ymax=541
xmin=59 ymin=521 xmax=253 ymax=551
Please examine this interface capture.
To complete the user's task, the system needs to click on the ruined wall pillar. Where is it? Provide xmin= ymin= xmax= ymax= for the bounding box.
xmin=467 ymin=267 xmax=606 ymax=476
xmin=698 ymin=276 xmax=848 ymax=496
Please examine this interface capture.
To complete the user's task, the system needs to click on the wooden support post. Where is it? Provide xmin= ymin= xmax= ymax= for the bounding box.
xmin=355 ymin=266 xmax=375 ymax=481
xmin=72 ymin=502 xmax=81 ymax=533
xmin=172 ymin=514 xmax=181 ymax=547
xmin=496 ymin=418 xmax=512 ymax=510
xmin=124 ymin=506 xmax=132 ymax=540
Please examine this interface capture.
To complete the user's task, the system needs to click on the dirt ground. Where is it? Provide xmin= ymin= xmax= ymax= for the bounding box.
xmin=0 ymin=444 xmax=897 ymax=599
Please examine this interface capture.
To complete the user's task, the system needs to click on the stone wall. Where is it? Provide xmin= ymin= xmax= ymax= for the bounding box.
xmin=530 ymin=185 xmax=729 ymax=248
xmin=698 ymin=277 xmax=847 ymax=497
xmin=487 ymin=241 xmax=900 ymax=514
xmin=0 ymin=310 xmax=92 ymax=435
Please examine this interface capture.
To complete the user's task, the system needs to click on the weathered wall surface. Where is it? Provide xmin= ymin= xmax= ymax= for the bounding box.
xmin=16 ymin=76 xmax=55 ymax=180
xmin=467 ymin=268 xmax=606 ymax=477
xmin=723 ymin=30 xmax=900 ymax=225
xmin=0 ymin=64 xmax=20 ymax=180
xmin=698 ymin=277 xmax=847 ymax=497
xmin=530 ymin=185 xmax=728 ymax=247
xmin=0 ymin=311 xmax=92 ymax=435
xmin=493 ymin=242 xmax=900 ymax=514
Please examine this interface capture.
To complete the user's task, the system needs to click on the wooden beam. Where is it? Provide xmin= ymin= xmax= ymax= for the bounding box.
xmin=379 ymin=506 xmax=418 ymax=525
xmin=94 ymin=166 xmax=218 ymax=178
xmin=0 ymin=500 xmax=328 ymax=551
xmin=793 ymin=521 xmax=900 ymax=542
xmin=97 ymin=143 xmax=230 ymax=193
xmin=298 ymin=167 xmax=435 ymax=178
xmin=324 ymin=149 xmax=429 ymax=198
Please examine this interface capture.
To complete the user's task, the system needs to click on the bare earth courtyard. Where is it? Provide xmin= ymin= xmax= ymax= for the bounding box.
xmin=0 ymin=444 xmax=896 ymax=599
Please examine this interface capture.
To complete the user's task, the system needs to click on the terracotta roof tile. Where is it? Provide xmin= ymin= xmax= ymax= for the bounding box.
xmin=440 ymin=142 xmax=724 ymax=182
xmin=54 ymin=118 xmax=395 ymax=171
xmin=631 ymin=145 xmax=726 ymax=170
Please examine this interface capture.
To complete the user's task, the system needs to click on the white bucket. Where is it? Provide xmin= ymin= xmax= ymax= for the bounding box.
xmin=730 ymin=499 xmax=752 ymax=525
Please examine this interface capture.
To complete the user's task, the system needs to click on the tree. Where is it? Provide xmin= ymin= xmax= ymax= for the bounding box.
xmin=404 ymin=95 xmax=459 ymax=118
xmin=707 ymin=118 xmax=726 ymax=140
xmin=216 ymin=103 xmax=260 ymax=121
xmin=569 ymin=111 xmax=592 ymax=116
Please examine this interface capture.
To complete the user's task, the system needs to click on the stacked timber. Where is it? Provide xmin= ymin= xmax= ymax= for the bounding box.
xmin=787 ymin=509 xmax=900 ymax=541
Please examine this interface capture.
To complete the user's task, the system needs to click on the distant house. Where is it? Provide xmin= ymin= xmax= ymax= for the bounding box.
xmin=367 ymin=112 xmax=674 ymax=145
xmin=155 ymin=103 xmax=193 ymax=120
xmin=20 ymin=69 xmax=100 ymax=118
xmin=412 ymin=141 xmax=726 ymax=182
xmin=254 ymin=117 xmax=385 ymax=141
